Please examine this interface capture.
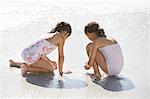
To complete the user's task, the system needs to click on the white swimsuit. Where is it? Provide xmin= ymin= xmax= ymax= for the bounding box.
xmin=21 ymin=39 xmax=57 ymax=65
xmin=99 ymin=43 xmax=124 ymax=76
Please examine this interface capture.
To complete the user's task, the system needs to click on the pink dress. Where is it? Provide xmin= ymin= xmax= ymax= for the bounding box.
xmin=21 ymin=39 xmax=57 ymax=65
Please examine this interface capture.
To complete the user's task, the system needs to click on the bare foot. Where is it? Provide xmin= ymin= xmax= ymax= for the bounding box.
xmin=58 ymin=74 xmax=62 ymax=81
xmin=9 ymin=60 xmax=21 ymax=68
xmin=9 ymin=60 xmax=15 ymax=66
xmin=21 ymin=64 xmax=28 ymax=77
xmin=90 ymin=74 xmax=101 ymax=81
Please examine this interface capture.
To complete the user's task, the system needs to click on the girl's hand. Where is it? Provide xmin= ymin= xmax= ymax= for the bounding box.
xmin=52 ymin=61 xmax=57 ymax=69
xmin=84 ymin=64 xmax=91 ymax=70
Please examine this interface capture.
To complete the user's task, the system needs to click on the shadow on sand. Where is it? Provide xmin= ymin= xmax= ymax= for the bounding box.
xmin=89 ymin=74 xmax=134 ymax=91
xmin=26 ymin=72 xmax=88 ymax=89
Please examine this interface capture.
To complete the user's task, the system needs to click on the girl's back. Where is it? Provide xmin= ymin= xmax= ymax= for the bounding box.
xmin=98 ymin=37 xmax=124 ymax=76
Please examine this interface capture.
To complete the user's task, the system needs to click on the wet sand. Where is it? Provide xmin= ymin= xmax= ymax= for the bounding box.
xmin=0 ymin=0 xmax=149 ymax=99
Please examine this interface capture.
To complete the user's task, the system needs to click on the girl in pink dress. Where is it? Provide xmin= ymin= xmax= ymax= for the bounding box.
xmin=9 ymin=22 xmax=72 ymax=80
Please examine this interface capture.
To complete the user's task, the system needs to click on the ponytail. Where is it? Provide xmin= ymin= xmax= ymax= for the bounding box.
xmin=49 ymin=22 xmax=63 ymax=33
xmin=97 ymin=28 xmax=106 ymax=38
xmin=50 ymin=28 xmax=57 ymax=33
xmin=48 ymin=22 xmax=72 ymax=36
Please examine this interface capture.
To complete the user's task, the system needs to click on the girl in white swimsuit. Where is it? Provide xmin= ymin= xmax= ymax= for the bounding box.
xmin=84 ymin=22 xmax=124 ymax=80
xmin=9 ymin=22 xmax=72 ymax=80
xmin=99 ymin=43 xmax=124 ymax=76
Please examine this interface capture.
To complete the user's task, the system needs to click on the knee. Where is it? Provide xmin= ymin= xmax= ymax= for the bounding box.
xmin=86 ymin=43 xmax=93 ymax=51
xmin=21 ymin=63 xmax=28 ymax=69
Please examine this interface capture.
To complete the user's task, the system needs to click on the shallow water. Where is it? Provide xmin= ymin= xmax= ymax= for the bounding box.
xmin=26 ymin=72 xmax=88 ymax=89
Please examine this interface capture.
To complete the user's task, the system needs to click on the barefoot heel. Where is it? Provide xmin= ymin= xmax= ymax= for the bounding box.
xmin=10 ymin=65 xmax=21 ymax=68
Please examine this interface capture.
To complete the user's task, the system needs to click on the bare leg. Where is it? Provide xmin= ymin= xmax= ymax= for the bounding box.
xmin=95 ymin=50 xmax=108 ymax=74
xmin=86 ymin=43 xmax=109 ymax=78
xmin=93 ymin=61 xmax=101 ymax=76
xmin=41 ymin=55 xmax=57 ymax=69
xmin=21 ymin=64 xmax=49 ymax=77
xmin=86 ymin=43 xmax=101 ymax=79
xmin=30 ymin=58 xmax=55 ymax=71
xmin=21 ymin=58 xmax=55 ymax=77
xmin=9 ymin=56 xmax=57 ymax=69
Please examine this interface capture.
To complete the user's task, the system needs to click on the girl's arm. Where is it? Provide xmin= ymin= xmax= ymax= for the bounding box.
xmin=87 ymin=42 xmax=98 ymax=67
xmin=58 ymin=38 xmax=65 ymax=79
xmin=85 ymin=40 xmax=106 ymax=69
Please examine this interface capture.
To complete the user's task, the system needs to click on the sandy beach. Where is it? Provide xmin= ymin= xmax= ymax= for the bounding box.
xmin=0 ymin=0 xmax=149 ymax=99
